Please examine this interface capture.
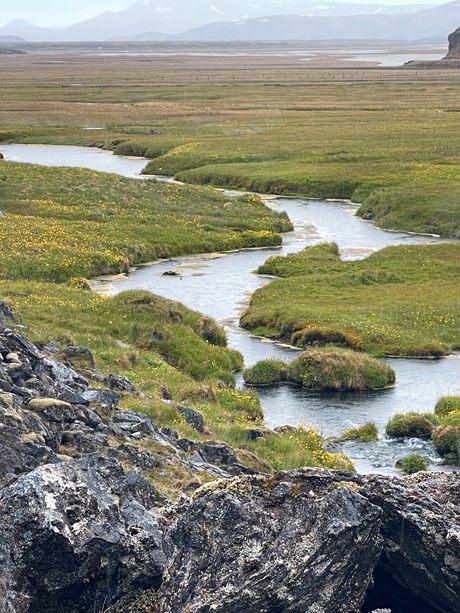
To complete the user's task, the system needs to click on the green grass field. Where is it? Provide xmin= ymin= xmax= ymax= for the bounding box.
xmin=241 ymin=242 xmax=460 ymax=357
xmin=0 ymin=161 xmax=289 ymax=281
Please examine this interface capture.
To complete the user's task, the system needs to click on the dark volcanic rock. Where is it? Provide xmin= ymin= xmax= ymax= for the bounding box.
xmin=159 ymin=472 xmax=383 ymax=613
xmin=446 ymin=26 xmax=460 ymax=59
xmin=178 ymin=404 xmax=205 ymax=432
xmin=361 ymin=471 xmax=460 ymax=613
xmin=198 ymin=440 xmax=239 ymax=465
xmin=103 ymin=373 xmax=137 ymax=392
xmin=62 ymin=345 xmax=95 ymax=368
xmin=0 ymin=455 xmax=166 ymax=613
xmin=0 ymin=300 xmax=14 ymax=324
xmin=81 ymin=386 xmax=121 ymax=407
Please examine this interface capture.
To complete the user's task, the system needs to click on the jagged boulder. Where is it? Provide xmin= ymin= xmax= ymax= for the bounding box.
xmin=158 ymin=472 xmax=383 ymax=613
xmin=0 ymin=455 xmax=166 ymax=613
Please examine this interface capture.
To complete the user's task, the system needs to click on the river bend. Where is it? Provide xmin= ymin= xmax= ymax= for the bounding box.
xmin=1 ymin=143 xmax=458 ymax=474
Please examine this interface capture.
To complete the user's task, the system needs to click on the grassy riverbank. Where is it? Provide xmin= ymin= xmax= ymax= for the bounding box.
xmin=240 ymin=242 xmax=460 ymax=357
xmin=0 ymin=281 xmax=352 ymax=476
xmin=0 ymin=161 xmax=290 ymax=282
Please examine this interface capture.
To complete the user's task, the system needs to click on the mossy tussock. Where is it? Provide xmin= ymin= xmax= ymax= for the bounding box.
xmin=386 ymin=412 xmax=439 ymax=439
xmin=397 ymin=453 xmax=428 ymax=475
xmin=338 ymin=422 xmax=379 ymax=442
xmin=242 ymin=359 xmax=288 ymax=386
xmin=244 ymin=348 xmax=395 ymax=391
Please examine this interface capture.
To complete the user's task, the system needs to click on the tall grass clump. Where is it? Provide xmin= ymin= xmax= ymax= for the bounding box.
xmin=243 ymin=348 xmax=394 ymax=391
xmin=432 ymin=426 xmax=460 ymax=460
xmin=248 ymin=425 xmax=354 ymax=472
xmin=288 ymin=348 xmax=395 ymax=391
xmin=243 ymin=359 xmax=288 ymax=385
xmin=339 ymin=422 xmax=379 ymax=442
xmin=385 ymin=412 xmax=439 ymax=438
xmin=397 ymin=453 xmax=428 ymax=475
xmin=434 ymin=396 xmax=460 ymax=417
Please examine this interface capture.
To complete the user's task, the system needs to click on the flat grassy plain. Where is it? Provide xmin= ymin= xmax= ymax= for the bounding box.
xmin=0 ymin=42 xmax=458 ymax=474
xmin=0 ymin=42 xmax=459 ymax=236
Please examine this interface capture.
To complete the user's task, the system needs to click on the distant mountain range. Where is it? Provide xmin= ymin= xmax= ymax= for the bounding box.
xmin=0 ymin=0 xmax=459 ymax=42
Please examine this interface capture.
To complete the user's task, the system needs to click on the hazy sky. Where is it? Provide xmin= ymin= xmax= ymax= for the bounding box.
xmin=0 ymin=0 xmax=450 ymax=28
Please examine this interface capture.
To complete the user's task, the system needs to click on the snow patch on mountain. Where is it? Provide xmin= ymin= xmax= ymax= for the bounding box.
xmin=210 ymin=5 xmax=225 ymax=16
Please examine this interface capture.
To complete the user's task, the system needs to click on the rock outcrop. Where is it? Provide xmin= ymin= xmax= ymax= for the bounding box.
xmin=362 ymin=471 xmax=460 ymax=613
xmin=446 ymin=26 xmax=460 ymax=59
xmin=159 ymin=473 xmax=383 ymax=613
xmin=0 ymin=455 xmax=166 ymax=613
xmin=1 ymin=319 xmax=459 ymax=613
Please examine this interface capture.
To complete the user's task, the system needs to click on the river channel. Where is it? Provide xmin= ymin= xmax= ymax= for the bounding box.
xmin=1 ymin=143 xmax=459 ymax=475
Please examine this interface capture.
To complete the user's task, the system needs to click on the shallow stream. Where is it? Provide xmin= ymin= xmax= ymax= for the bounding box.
xmin=1 ymin=143 xmax=458 ymax=474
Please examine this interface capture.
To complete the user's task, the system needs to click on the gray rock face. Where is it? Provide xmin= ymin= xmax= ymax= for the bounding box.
xmin=1 ymin=322 xmax=460 ymax=613
xmin=447 ymin=26 xmax=460 ymax=59
xmin=0 ymin=455 xmax=166 ymax=613
xmin=154 ymin=469 xmax=460 ymax=613
xmin=362 ymin=471 xmax=460 ymax=613
xmin=159 ymin=473 xmax=383 ymax=613
xmin=178 ymin=404 xmax=205 ymax=432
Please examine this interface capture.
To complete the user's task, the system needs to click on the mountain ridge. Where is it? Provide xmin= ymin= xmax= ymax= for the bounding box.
xmin=0 ymin=0 xmax=458 ymax=42
xmin=0 ymin=0 xmax=460 ymax=42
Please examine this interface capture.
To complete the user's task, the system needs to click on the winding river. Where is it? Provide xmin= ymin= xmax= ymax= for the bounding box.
xmin=1 ymin=143 xmax=459 ymax=475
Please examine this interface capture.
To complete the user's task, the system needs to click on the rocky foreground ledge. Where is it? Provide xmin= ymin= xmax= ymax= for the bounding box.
xmin=0 ymin=305 xmax=459 ymax=613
